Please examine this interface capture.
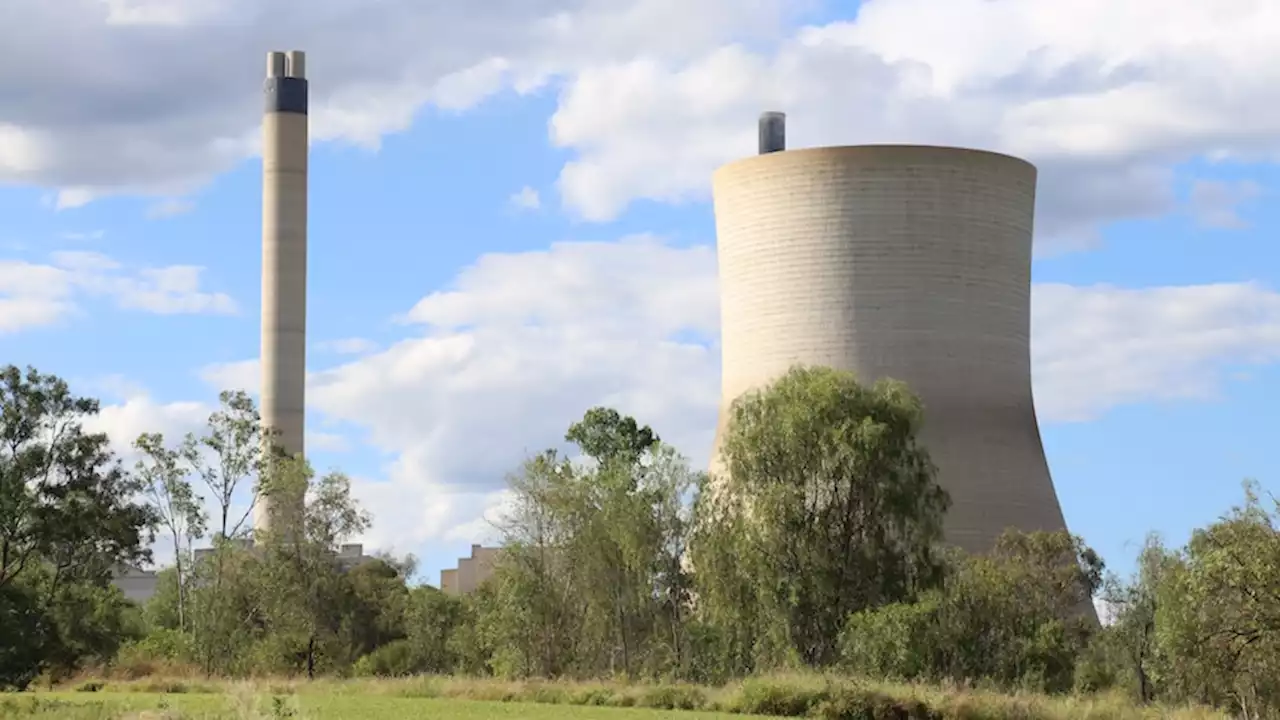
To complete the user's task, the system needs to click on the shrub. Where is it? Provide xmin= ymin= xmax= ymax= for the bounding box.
xmin=841 ymin=596 xmax=938 ymax=680
xmin=636 ymin=683 xmax=707 ymax=710
xmin=352 ymin=640 xmax=419 ymax=678
xmin=732 ymin=678 xmax=830 ymax=716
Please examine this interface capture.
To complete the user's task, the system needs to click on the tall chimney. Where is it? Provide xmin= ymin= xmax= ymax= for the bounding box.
xmin=256 ymin=50 xmax=309 ymax=536
xmin=758 ymin=111 xmax=786 ymax=154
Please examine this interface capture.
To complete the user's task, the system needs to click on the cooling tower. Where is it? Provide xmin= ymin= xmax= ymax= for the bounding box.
xmin=710 ymin=136 xmax=1071 ymax=553
xmin=256 ymin=50 xmax=309 ymax=535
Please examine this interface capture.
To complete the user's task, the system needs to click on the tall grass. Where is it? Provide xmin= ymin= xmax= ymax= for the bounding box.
xmin=49 ymin=670 xmax=1228 ymax=720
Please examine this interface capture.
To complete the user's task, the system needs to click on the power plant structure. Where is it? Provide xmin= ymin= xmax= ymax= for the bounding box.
xmin=256 ymin=49 xmax=310 ymax=534
xmin=709 ymin=112 xmax=1072 ymax=554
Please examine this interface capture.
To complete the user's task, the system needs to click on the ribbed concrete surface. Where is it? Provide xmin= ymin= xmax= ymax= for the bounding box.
xmin=257 ymin=107 xmax=308 ymax=534
xmin=710 ymin=145 xmax=1070 ymax=554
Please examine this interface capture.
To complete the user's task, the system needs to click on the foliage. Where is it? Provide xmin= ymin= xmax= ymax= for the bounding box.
xmin=0 ymin=581 xmax=48 ymax=690
xmin=253 ymin=457 xmax=372 ymax=678
xmin=133 ymin=432 xmax=206 ymax=633
xmin=402 ymin=586 xmax=465 ymax=674
xmin=694 ymin=365 xmax=951 ymax=668
xmin=474 ymin=407 xmax=700 ymax=681
xmin=1 ymin=362 xmax=1272 ymax=719
xmin=1126 ymin=481 xmax=1280 ymax=718
xmin=840 ymin=530 xmax=1102 ymax=693
xmin=0 ymin=365 xmax=157 ymax=688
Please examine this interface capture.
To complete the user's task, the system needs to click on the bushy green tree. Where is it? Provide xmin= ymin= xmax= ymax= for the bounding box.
xmin=403 ymin=585 xmax=466 ymax=673
xmin=255 ymin=457 xmax=371 ymax=678
xmin=0 ymin=365 xmax=157 ymax=688
xmin=1134 ymin=481 xmax=1280 ymax=717
xmin=694 ymin=365 xmax=950 ymax=668
xmin=475 ymin=407 xmax=699 ymax=679
xmin=343 ymin=557 xmax=412 ymax=659
xmin=1092 ymin=534 xmax=1176 ymax=701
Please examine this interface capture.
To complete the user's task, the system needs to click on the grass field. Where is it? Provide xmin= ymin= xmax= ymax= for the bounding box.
xmin=2 ymin=692 xmax=765 ymax=720
xmin=0 ymin=674 xmax=1228 ymax=720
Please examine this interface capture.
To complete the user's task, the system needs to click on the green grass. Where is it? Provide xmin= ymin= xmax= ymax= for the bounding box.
xmin=2 ymin=692 xmax=761 ymax=720
xmin=19 ymin=673 xmax=1229 ymax=720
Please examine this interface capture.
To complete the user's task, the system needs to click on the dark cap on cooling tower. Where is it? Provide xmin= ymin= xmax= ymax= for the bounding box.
xmin=758 ymin=111 xmax=786 ymax=154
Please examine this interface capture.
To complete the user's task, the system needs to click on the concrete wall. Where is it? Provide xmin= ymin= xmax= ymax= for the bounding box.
xmin=440 ymin=545 xmax=501 ymax=596
xmin=112 ymin=567 xmax=159 ymax=604
xmin=710 ymin=144 xmax=1071 ymax=553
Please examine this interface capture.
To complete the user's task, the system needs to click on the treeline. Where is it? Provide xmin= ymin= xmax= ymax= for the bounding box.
xmin=1 ymin=365 xmax=1277 ymax=718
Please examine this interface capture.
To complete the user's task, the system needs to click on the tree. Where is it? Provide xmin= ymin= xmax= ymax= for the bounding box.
xmin=483 ymin=451 xmax=581 ymax=677
xmin=184 ymin=390 xmax=264 ymax=543
xmin=0 ymin=366 xmax=157 ymax=687
xmin=478 ymin=408 xmax=699 ymax=680
xmin=565 ymin=407 xmax=659 ymax=469
xmin=0 ymin=581 xmax=48 ymax=689
xmin=181 ymin=390 xmax=266 ymax=674
xmin=560 ymin=408 xmax=693 ymax=678
xmin=256 ymin=456 xmax=371 ymax=678
xmin=1146 ymin=481 xmax=1280 ymax=717
xmin=1097 ymin=534 xmax=1174 ymax=702
xmin=134 ymin=433 xmax=207 ymax=632
xmin=403 ymin=585 xmax=466 ymax=673
xmin=840 ymin=529 xmax=1103 ymax=693
xmin=694 ymin=365 xmax=950 ymax=667
xmin=344 ymin=556 xmax=412 ymax=658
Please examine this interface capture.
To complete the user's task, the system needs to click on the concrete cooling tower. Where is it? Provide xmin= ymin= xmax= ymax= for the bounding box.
xmin=709 ymin=113 xmax=1071 ymax=553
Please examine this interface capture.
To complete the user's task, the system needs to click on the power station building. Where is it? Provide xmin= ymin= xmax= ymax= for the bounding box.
xmin=709 ymin=113 xmax=1071 ymax=553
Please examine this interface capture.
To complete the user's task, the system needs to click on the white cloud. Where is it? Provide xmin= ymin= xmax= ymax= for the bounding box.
xmin=1032 ymin=281 xmax=1280 ymax=421
xmin=198 ymin=358 xmax=259 ymax=395
xmin=0 ymin=0 xmax=797 ymax=199
xmin=108 ymin=266 xmax=237 ymax=315
xmin=53 ymin=188 xmax=96 ymax=210
xmin=547 ymin=0 xmax=1280 ymax=249
xmin=0 ymin=251 xmax=236 ymax=334
xmin=316 ymin=337 xmax=378 ymax=355
xmin=191 ymin=238 xmax=1280 ymax=555
xmin=146 ymin=198 xmax=196 ymax=219
xmin=9 ymin=0 xmax=1268 ymax=246
xmin=509 ymin=186 xmax=542 ymax=211
xmin=86 ymin=394 xmax=210 ymax=462
xmin=308 ymin=431 xmax=351 ymax=453
xmin=1188 ymin=179 xmax=1262 ymax=229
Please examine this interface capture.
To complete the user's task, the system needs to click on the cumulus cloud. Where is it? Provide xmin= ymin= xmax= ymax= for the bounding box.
xmin=509 ymin=186 xmax=542 ymax=211
xmin=1032 ymin=281 xmax=1280 ymax=421
xmin=1188 ymin=179 xmax=1262 ymax=229
xmin=198 ymin=358 xmax=259 ymax=395
xmin=146 ymin=198 xmax=196 ymax=219
xmin=191 ymin=238 xmax=1280 ymax=554
xmin=316 ymin=337 xmax=378 ymax=355
xmin=0 ymin=250 xmax=235 ymax=334
xmin=548 ymin=0 xmax=1280 ymax=250
xmin=7 ymin=1 xmax=1271 ymax=246
xmin=86 ymin=393 xmax=210 ymax=462
xmin=0 ymin=0 xmax=797 ymax=198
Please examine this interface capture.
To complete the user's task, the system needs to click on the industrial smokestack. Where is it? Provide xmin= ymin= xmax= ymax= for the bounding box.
xmin=758 ymin=111 xmax=786 ymax=154
xmin=256 ymin=50 xmax=309 ymax=536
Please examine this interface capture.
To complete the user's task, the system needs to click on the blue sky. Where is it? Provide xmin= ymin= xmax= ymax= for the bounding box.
xmin=1 ymin=0 xmax=1277 ymax=584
